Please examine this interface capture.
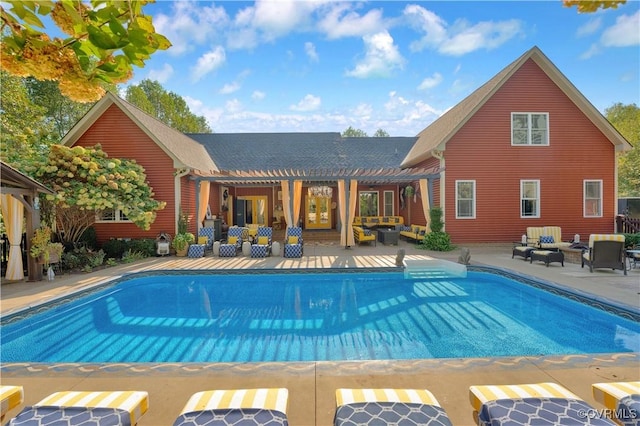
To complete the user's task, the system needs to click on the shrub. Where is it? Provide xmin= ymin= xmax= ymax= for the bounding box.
xmin=127 ymin=238 xmax=156 ymax=257
xmin=429 ymin=207 xmax=444 ymax=233
xmin=101 ymin=239 xmax=128 ymax=259
xmin=623 ymin=233 xmax=640 ymax=247
xmin=421 ymin=231 xmax=455 ymax=251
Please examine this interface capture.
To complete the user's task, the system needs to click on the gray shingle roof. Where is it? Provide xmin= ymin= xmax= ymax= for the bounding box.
xmin=186 ymin=133 xmax=418 ymax=172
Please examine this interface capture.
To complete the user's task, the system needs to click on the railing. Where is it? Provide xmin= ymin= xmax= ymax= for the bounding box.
xmin=616 ymin=215 xmax=640 ymax=234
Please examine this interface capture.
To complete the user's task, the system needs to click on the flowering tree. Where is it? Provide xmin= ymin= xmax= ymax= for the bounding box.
xmin=1 ymin=0 xmax=170 ymax=102
xmin=563 ymin=0 xmax=626 ymax=12
xmin=17 ymin=144 xmax=166 ymax=244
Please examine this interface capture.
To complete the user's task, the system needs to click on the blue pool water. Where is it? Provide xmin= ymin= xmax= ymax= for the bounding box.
xmin=1 ymin=270 xmax=638 ymax=363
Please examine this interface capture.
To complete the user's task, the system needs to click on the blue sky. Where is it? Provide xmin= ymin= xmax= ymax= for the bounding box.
xmin=131 ymin=1 xmax=640 ymax=135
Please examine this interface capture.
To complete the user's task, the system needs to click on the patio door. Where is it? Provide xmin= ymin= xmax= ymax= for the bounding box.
xmin=237 ymin=196 xmax=267 ymax=225
xmin=305 ymin=195 xmax=331 ymax=229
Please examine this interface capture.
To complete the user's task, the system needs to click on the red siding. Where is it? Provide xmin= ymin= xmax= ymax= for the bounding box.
xmin=72 ymin=105 xmax=177 ymax=243
xmin=442 ymin=59 xmax=616 ymax=243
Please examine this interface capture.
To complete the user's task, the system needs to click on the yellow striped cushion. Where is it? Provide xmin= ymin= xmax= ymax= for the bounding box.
xmin=469 ymin=383 xmax=579 ymax=411
xmin=589 ymin=234 xmax=625 ymax=248
xmin=543 ymin=227 xmax=563 ymax=243
xmin=1 ymin=385 xmax=24 ymax=418
xmin=526 ymin=227 xmax=545 ymax=243
xmin=180 ymin=388 xmax=288 ymax=415
xmin=35 ymin=391 xmax=148 ymax=425
xmin=592 ymin=382 xmax=640 ymax=411
xmin=336 ymin=388 xmax=441 ymax=407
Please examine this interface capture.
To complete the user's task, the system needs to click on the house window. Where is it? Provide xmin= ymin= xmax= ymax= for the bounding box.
xmin=584 ymin=180 xmax=602 ymax=217
xmin=383 ymin=191 xmax=394 ymax=216
xmin=359 ymin=191 xmax=379 ymax=216
xmin=512 ymin=113 xmax=549 ymax=145
xmin=456 ymin=180 xmax=475 ymax=219
xmin=96 ymin=209 xmax=130 ymax=222
xmin=520 ymin=180 xmax=540 ymax=218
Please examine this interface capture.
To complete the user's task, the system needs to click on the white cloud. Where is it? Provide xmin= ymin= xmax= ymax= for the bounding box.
xmin=191 ymin=46 xmax=226 ymax=82
xmin=147 ymin=64 xmax=174 ymax=83
xmin=305 ymin=42 xmax=319 ymax=62
xmin=346 ymin=31 xmax=405 ymax=78
xmin=252 ymin=91 xmax=266 ymax=100
xmin=576 ymin=17 xmax=602 ymax=37
xmin=220 ymin=82 xmax=241 ymax=95
xmin=352 ymin=103 xmax=373 ymax=118
xmin=600 ymin=10 xmax=640 ymax=47
xmin=418 ymin=72 xmax=443 ymax=90
xmin=226 ymin=99 xmax=243 ymax=113
xmin=290 ymin=94 xmax=321 ymax=111
xmin=405 ymin=4 xmax=522 ymax=56
xmin=153 ymin=1 xmax=228 ymax=56
xmin=317 ymin=3 xmax=386 ymax=39
xmin=580 ymin=43 xmax=601 ymax=59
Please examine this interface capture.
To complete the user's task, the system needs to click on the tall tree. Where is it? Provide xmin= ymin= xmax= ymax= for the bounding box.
xmin=126 ymin=80 xmax=212 ymax=133
xmin=342 ymin=126 xmax=368 ymax=137
xmin=1 ymin=0 xmax=170 ymax=102
xmin=0 ymin=71 xmax=53 ymax=163
xmin=24 ymin=78 xmax=97 ymax=140
xmin=606 ymin=103 xmax=640 ymax=197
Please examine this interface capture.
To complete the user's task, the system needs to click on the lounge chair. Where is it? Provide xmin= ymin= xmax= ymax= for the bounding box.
xmin=512 ymin=226 xmax=545 ymax=260
xmin=469 ymin=382 xmax=616 ymax=425
xmin=7 ymin=390 xmax=149 ymax=426
xmin=592 ymin=381 xmax=640 ymax=426
xmin=219 ymin=226 xmax=245 ymax=257
xmin=172 ymin=388 xmax=289 ymax=426
xmin=582 ymin=234 xmax=627 ymax=275
xmin=198 ymin=227 xmax=215 ymax=251
xmin=251 ymin=226 xmax=273 ymax=257
xmin=1 ymin=386 xmax=23 ymax=422
xmin=284 ymin=226 xmax=303 ymax=258
xmin=335 ymin=388 xmax=452 ymax=426
xmin=537 ymin=226 xmax=572 ymax=250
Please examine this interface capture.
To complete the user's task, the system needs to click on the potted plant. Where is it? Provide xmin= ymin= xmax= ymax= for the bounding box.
xmin=172 ymin=232 xmax=195 ymax=256
xmin=30 ymin=225 xmax=64 ymax=280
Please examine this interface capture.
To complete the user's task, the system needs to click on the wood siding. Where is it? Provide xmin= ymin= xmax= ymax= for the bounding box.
xmin=72 ymin=104 xmax=177 ymax=243
xmin=442 ymin=59 xmax=616 ymax=243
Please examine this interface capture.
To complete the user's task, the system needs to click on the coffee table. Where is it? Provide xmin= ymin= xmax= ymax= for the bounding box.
xmin=377 ymin=228 xmax=399 ymax=245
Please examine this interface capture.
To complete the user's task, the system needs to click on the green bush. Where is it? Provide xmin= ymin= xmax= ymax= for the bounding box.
xmin=421 ymin=231 xmax=455 ymax=251
xmin=101 ymin=239 xmax=128 ymax=259
xmin=61 ymin=247 xmax=105 ymax=271
xmin=429 ymin=207 xmax=444 ymax=233
xmin=127 ymin=238 xmax=156 ymax=257
xmin=623 ymin=233 xmax=640 ymax=247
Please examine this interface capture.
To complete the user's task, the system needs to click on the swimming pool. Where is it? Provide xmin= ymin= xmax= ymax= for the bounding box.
xmin=1 ymin=269 xmax=638 ymax=363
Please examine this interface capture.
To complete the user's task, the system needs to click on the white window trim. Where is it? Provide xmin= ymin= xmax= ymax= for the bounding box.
xmin=520 ymin=179 xmax=540 ymax=218
xmin=511 ymin=112 xmax=549 ymax=146
xmin=383 ymin=190 xmax=394 ymax=216
xmin=455 ymin=180 xmax=476 ymax=219
xmin=95 ymin=209 xmax=131 ymax=223
xmin=583 ymin=179 xmax=603 ymax=218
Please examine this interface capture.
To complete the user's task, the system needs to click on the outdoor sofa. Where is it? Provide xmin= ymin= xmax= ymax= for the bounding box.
xmin=353 ymin=216 xmax=404 ymax=228
xmin=399 ymin=224 xmax=427 ymax=242
xmin=352 ymin=226 xmax=376 ymax=246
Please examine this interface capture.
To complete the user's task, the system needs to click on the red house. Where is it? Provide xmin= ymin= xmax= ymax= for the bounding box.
xmin=61 ymin=46 xmax=630 ymax=245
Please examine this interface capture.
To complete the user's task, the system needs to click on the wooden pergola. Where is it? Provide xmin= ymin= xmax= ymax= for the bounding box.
xmin=1 ymin=161 xmax=54 ymax=282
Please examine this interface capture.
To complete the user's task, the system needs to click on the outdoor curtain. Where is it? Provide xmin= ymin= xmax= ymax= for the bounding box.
xmin=419 ymin=179 xmax=431 ymax=231
xmin=292 ymin=180 xmax=303 ymax=227
xmin=337 ymin=180 xmax=347 ymax=246
xmin=0 ymin=194 xmax=25 ymax=280
xmin=280 ymin=180 xmax=293 ymax=227
xmin=197 ymin=180 xmax=210 ymax=227
xmin=347 ymin=180 xmax=357 ymax=246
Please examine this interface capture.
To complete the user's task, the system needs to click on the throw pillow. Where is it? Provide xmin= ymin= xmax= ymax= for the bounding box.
xmin=228 ymin=236 xmax=238 ymax=244
xmin=288 ymin=236 xmax=299 ymax=244
xmin=198 ymin=236 xmax=208 ymax=245
xmin=540 ymin=235 xmax=555 ymax=244
xmin=257 ymin=236 xmax=269 ymax=245
xmin=363 ymin=229 xmax=372 ymax=236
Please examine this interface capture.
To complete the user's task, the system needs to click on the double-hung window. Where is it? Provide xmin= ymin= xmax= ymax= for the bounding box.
xmin=584 ymin=180 xmax=602 ymax=217
xmin=383 ymin=190 xmax=394 ymax=216
xmin=96 ymin=209 xmax=130 ymax=222
xmin=521 ymin=180 xmax=540 ymax=218
xmin=512 ymin=113 xmax=549 ymax=145
xmin=456 ymin=180 xmax=475 ymax=219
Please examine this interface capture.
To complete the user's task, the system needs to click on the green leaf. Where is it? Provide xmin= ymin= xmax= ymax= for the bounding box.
xmin=86 ymin=25 xmax=118 ymax=50
xmin=33 ymin=1 xmax=55 ymax=16
xmin=108 ymin=17 xmax=128 ymax=38
xmin=60 ymin=0 xmax=85 ymax=25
